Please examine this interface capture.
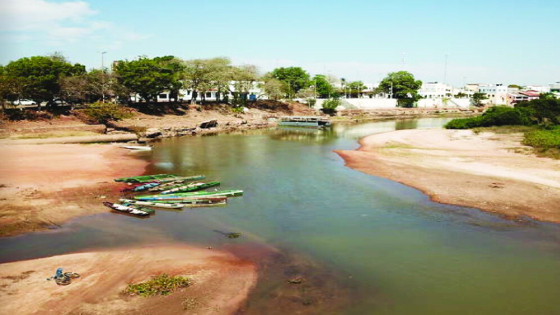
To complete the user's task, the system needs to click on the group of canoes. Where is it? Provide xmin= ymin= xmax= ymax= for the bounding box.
xmin=105 ymin=174 xmax=243 ymax=217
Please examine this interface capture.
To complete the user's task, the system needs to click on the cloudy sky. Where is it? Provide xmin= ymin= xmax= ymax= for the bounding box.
xmin=1 ymin=0 xmax=559 ymax=86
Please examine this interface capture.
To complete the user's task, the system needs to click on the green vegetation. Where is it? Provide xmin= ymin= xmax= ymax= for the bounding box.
xmin=82 ymin=101 xmax=133 ymax=124
xmin=471 ymin=92 xmax=488 ymax=107
xmin=123 ymin=274 xmax=190 ymax=297
xmin=114 ymin=56 xmax=184 ymax=102
xmin=376 ymin=71 xmax=422 ymax=108
xmin=312 ymin=74 xmax=337 ymax=98
xmin=321 ymin=98 xmax=341 ymax=115
xmin=1 ymin=54 xmax=85 ymax=107
xmin=269 ymin=67 xmax=310 ymax=99
xmin=445 ymin=98 xmax=560 ymax=158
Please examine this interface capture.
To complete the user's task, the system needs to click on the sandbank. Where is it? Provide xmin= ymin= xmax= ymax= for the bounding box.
xmin=336 ymin=129 xmax=560 ymax=223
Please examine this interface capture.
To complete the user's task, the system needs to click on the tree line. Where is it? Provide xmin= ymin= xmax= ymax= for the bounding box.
xmin=0 ymin=53 xmax=423 ymax=109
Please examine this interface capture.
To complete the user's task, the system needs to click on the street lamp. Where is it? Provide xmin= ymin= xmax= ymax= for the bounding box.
xmin=101 ymin=51 xmax=107 ymax=103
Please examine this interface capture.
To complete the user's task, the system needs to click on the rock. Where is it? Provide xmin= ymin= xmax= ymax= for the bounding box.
xmin=287 ymin=277 xmax=304 ymax=284
xmin=241 ymin=120 xmax=248 ymax=125
xmin=145 ymin=128 xmax=162 ymax=138
xmin=200 ymin=120 xmax=218 ymax=129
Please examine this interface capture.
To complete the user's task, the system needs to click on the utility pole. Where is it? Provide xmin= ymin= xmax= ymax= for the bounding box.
xmin=101 ymin=51 xmax=107 ymax=103
xmin=443 ymin=54 xmax=448 ymax=85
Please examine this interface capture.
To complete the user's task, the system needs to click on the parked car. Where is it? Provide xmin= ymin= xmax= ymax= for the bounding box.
xmin=13 ymin=99 xmax=37 ymax=106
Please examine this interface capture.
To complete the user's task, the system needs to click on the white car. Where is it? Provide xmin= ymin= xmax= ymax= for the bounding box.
xmin=13 ymin=99 xmax=37 ymax=106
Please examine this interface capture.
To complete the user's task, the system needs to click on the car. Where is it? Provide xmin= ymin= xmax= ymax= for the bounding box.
xmin=13 ymin=99 xmax=37 ymax=106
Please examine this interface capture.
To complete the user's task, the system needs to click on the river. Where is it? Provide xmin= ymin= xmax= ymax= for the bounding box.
xmin=1 ymin=118 xmax=560 ymax=314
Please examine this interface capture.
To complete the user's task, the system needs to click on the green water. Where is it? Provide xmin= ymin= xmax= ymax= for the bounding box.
xmin=1 ymin=118 xmax=560 ymax=314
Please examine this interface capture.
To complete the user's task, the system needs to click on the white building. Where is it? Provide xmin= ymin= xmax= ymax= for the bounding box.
xmin=418 ymin=82 xmax=452 ymax=99
xmin=478 ymin=83 xmax=508 ymax=105
xmin=145 ymin=81 xmax=265 ymax=103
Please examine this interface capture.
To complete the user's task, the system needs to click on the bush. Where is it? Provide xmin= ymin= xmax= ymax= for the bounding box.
xmin=81 ymin=102 xmax=132 ymax=124
xmin=523 ymin=126 xmax=560 ymax=149
xmin=321 ymin=98 xmax=340 ymax=115
xmin=445 ymin=106 xmax=530 ymax=129
xmin=123 ymin=274 xmax=190 ymax=297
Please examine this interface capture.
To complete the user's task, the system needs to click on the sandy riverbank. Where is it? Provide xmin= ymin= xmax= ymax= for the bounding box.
xmin=0 ymin=244 xmax=257 ymax=315
xmin=336 ymin=129 xmax=560 ymax=223
xmin=0 ymin=143 xmax=148 ymax=236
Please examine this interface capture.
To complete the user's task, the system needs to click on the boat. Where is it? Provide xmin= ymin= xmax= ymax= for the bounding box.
xmin=135 ymin=190 xmax=243 ymax=200
xmin=132 ymin=182 xmax=161 ymax=192
xmin=114 ymin=174 xmax=180 ymax=183
xmin=148 ymin=176 xmax=207 ymax=191
xmin=115 ymin=174 xmax=205 ymax=184
xmin=278 ymin=116 xmax=331 ymax=128
xmin=120 ymin=198 xmax=227 ymax=208
xmin=160 ymin=181 xmax=220 ymax=194
xmin=122 ymin=145 xmax=152 ymax=151
xmin=103 ymin=202 xmax=150 ymax=216
xmin=120 ymin=203 xmax=156 ymax=214
xmin=119 ymin=199 xmax=184 ymax=209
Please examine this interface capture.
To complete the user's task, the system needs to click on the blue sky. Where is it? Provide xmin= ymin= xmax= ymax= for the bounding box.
xmin=1 ymin=0 xmax=559 ymax=86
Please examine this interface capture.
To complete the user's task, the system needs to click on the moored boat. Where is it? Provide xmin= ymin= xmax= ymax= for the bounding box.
xmin=160 ymin=181 xmax=220 ymax=194
xmin=135 ymin=189 xmax=243 ymax=200
xmin=103 ymin=202 xmax=150 ymax=216
xmin=132 ymin=182 xmax=161 ymax=192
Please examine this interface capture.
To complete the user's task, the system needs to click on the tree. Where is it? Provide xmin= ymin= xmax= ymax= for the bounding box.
xmin=113 ymin=56 xmax=184 ymax=102
xmin=471 ymin=92 xmax=488 ymax=107
xmin=312 ymin=75 xmax=336 ymax=98
xmin=377 ymin=71 xmax=422 ymax=108
xmin=2 ymin=55 xmax=85 ymax=107
xmin=259 ymin=78 xmax=285 ymax=101
xmin=230 ymin=65 xmax=258 ymax=106
xmin=347 ymin=81 xmax=366 ymax=98
xmin=182 ymin=57 xmax=230 ymax=104
xmin=321 ymin=98 xmax=341 ymax=115
xmin=269 ymin=67 xmax=310 ymax=98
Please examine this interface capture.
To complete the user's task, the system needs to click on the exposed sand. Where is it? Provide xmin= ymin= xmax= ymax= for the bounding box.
xmin=336 ymin=129 xmax=560 ymax=223
xmin=0 ymin=143 xmax=148 ymax=236
xmin=0 ymin=244 xmax=257 ymax=315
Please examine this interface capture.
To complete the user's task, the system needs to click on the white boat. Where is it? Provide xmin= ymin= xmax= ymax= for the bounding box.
xmin=122 ymin=145 xmax=152 ymax=151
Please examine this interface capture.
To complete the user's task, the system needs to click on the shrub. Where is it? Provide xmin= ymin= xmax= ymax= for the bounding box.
xmin=321 ymin=98 xmax=340 ymax=115
xmin=523 ymin=126 xmax=560 ymax=149
xmin=82 ymin=102 xmax=132 ymax=124
xmin=123 ymin=274 xmax=190 ymax=297
xmin=445 ymin=106 xmax=530 ymax=129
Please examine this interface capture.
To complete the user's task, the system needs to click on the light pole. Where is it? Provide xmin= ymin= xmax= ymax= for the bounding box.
xmin=101 ymin=51 xmax=107 ymax=103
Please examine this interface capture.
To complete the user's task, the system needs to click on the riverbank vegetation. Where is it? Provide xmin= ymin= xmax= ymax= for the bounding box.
xmin=0 ymin=53 xmax=426 ymax=122
xmin=445 ymin=98 xmax=560 ymax=158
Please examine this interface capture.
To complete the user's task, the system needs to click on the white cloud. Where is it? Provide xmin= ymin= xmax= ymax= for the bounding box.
xmin=0 ymin=0 xmax=96 ymax=31
xmin=0 ymin=0 xmax=148 ymax=51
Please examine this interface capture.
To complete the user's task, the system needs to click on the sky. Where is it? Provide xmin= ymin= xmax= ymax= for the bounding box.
xmin=1 ymin=0 xmax=559 ymax=87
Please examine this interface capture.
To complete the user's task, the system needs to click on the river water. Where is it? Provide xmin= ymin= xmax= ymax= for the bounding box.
xmin=1 ymin=118 xmax=560 ymax=314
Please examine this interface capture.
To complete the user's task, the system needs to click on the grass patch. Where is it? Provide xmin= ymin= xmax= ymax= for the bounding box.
xmin=123 ymin=274 xmax=190 ymax=297
xmin=523 ymin=126 xmax=560 ymax=159
xmin=472 ymin=125 xmax=533 ymax=135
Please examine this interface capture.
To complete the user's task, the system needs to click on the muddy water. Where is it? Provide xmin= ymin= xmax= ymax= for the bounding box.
xmin=2 ymin=118 xmax=560 ymax=314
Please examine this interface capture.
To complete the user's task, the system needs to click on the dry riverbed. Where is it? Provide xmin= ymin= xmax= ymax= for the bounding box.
xmin=336 ymin=129 xmax=560 ymax=223
xmin=0 ymin=244 xmax=257 ymax=315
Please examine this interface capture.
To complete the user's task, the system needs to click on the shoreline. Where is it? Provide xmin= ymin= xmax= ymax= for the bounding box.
xmin=336 ymin=128 xmax=560 ymax=223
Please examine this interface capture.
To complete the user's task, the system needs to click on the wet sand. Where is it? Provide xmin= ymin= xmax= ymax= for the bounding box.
xmin=336 ymin=129 xmax=560 ymax=223
xmin=0 ymin=244 xmax=257 ymax=315
xmin=0 ymin=143 xmax=148 ymax=236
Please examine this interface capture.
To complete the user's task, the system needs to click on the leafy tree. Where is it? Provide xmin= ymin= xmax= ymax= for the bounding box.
xmin=113 ymin=56 xmax=184 ymax=102
xmin=508 ymin=84 xmax=523 ymax=90
xmin=259 ymin=78 xmax=285 ymax=101
xmin=182 ymin=57 xmax=230 ymax=104
xmin=377 ymin=71 xmax=422 ymax=108
xmin=2 ymin=55 xmax=85 ymax=107
xmin=347 ymin=81 xmax=366 ymax=98
xmin=312 ymin=75 xmax=336 ymax=98
xmin=269 ymin=67 xmax=310 ymax=98
xmin=230 ymin=65 xmax=258 ymax=106
xmin=471 ymin=92 xmax=488 ymax=107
